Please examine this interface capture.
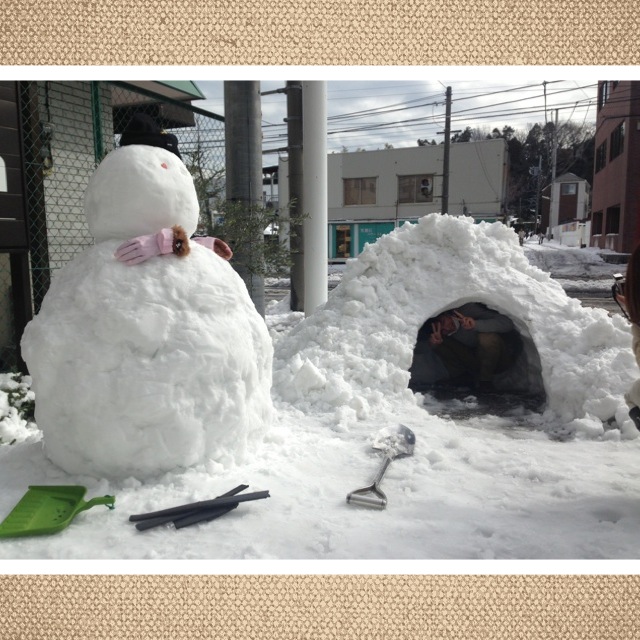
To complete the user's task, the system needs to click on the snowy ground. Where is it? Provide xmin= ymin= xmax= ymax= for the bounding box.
xmin=2 ymin=228 xmax=639 ymax=566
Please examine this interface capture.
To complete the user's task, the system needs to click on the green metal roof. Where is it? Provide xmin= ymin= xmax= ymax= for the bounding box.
xmin=155 ymin=81 xmax=205 ymax=100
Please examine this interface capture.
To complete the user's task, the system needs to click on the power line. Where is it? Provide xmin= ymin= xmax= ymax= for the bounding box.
xmin=256 ymin=81 xmax=599 ymax=152
xmin=261 ymin=82 xmax=593 ymax=131
xmin=263 ymin=100 xmax=595 ymax=142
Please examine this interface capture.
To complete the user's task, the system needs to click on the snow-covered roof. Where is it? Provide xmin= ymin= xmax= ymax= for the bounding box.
xmin=554 ymin=172 xmax=587 ymax=183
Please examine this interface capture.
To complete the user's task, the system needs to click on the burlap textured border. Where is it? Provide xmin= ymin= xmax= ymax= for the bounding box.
xmin=1 ymin=574 xmax=638 ymax=639
xmin=1 ymin=0 xmax=639 ymax=66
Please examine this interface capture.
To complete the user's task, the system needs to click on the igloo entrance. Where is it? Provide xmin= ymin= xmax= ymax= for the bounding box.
xmin=408 ymin=301 xmax=546 ymax=400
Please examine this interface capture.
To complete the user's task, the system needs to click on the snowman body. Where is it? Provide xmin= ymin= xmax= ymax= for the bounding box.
xmin=21 ymin=145 xmax=274 ymax=479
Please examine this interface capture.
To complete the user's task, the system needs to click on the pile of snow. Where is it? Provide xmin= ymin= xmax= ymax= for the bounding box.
xmin=273 ymin=214 xmax=634 ymax=431
xmin=0 ymin=374 xmax=38 ymax=445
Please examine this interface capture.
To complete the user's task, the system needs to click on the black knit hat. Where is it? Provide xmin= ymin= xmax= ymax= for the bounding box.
xmin=119 ymin=113 xmax=182 ymax=159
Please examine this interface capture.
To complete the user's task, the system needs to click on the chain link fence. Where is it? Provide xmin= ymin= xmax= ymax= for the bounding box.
xmin=0 ymin=81 xmax=225 ymax=372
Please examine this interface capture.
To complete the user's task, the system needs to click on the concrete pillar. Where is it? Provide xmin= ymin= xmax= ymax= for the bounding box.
xmin=302 ymin=81 xmax=328 ymax=315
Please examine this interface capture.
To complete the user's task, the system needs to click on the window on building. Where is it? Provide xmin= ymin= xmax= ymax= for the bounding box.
xmin=343 ymin=177 xmax=377 ymax=205
xmin=598 ymin=83 xmax=609 ymax=111
xmin=398 ymin=174 xmax=434 ymax=204
xmin=595 ymin=141 xmax=607 ymax=172
xmin=598 ymin=81 xmax=618 ymax=111
xmin=592 ymin=210 xmax=603 ymax=235
xmin=560 ymin=183 xmax=577 ymax=196
xmin=606 ymin=206 xmax=620 ymax=234
xmin=610 ymin=122 xmax=625 ymax=161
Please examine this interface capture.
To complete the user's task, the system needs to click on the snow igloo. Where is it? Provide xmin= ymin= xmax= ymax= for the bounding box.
xmin=273 ymin=213 xmax=633 ymax=431
xmin=21 ymin=143 xmax=274 ymax=480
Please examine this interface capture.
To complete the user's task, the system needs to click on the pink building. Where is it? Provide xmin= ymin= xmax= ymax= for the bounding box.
xmin=591 ymin=81 xmax=640 ymax=253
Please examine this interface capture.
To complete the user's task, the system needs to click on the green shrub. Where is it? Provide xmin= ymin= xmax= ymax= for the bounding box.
xmin=0 ymin=373 xmax=35 ymax=445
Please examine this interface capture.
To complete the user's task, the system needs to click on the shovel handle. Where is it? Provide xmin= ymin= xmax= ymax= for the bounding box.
xmin=80 ymin=495 xmax=116 ymax=512
xmin=346 ymin=455 xmax=393 ymax=509
xmin=347 ymin=490 xmax=387 ymax=509
xmin=372 ymin=455 xmax=393 ymax=487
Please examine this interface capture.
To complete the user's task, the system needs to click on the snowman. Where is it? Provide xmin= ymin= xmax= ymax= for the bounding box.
xmin=21 ymin=114 xmax=274 ymax=480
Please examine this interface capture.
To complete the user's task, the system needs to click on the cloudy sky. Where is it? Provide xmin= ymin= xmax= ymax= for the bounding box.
xmin=193 ymin=75 xmax=598 ymax=156
xmin=6 ymin=68 xmax=604 ymax=156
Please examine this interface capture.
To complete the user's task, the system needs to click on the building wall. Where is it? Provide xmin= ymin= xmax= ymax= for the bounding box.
xmin=327 ymin=139 xmax=508 ymax=223
xmin=624 ymin=89 xmax=640 ymax=252
xmin=280 ymin=139 xmax=509 ymax=260
xmin=552 ymin=220 xmax=592 ymax=247
xmin=550 ymin=178 xmax=589 ymax=227
xmin=557 ymin=187 xmax=578 ymax=223
xmin=0 ymin=82 xmax=27 ymax=366
xmin=0 ymin=253 xmax=13 ymax=363
xmin=591 ymin=81 xmax=640 ymax=253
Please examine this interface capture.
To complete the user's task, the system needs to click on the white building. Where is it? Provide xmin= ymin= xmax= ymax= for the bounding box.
xmin=279 ymin=138 xmax=509 ymax=260
xmin=541 ymin=173 xmax=591 ymax=247
xmin=545 ymin=172 xmax=590 ymax=228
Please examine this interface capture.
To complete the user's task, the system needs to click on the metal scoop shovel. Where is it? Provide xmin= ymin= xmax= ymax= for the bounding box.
xmin=346 ymin=424 xmax=416 ymax=509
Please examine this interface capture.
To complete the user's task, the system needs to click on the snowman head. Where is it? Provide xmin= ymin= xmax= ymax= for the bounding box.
xmin=85 ymin=115 xmax=200 ymax=242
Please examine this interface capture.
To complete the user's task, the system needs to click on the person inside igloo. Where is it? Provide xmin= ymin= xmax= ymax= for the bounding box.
xmin=409 ymin=301 xmax=527 ymax=394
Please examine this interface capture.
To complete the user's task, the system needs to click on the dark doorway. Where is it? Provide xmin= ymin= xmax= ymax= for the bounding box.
xmin=408 ymin=302 xmax=545 ymax=399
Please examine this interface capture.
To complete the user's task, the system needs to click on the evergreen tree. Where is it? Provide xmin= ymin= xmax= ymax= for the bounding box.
xmin=417 ymin=119 xmax=594 ymax=220
xmin=210 ymin=198 xmax=307 ymax=278
xmin=450 ymin=127 xmax=473 ymax=143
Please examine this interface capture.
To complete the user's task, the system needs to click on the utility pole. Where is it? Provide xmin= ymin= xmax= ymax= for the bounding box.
xmin=534 ymin=155 xmax=543 ymax=236
xmin=301 ymin=81 xmax=328 ymax=315
xmin=285 ymin=81 xmax=304 ymax=312
xmin=549 ymin=108 xmax=559 ymax=232
xmin=436 ymin=86 xmax=453 ymax=215
xmin=224 ymin=81 xmax=265 ymax=316
xmin=442 ymin=86 xmax=452 ymax=215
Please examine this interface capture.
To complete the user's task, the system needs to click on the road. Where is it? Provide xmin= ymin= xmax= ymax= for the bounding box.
xmin=561 ymin=274 xmax=622 ymax=316
xmin=566 ymin=289 xmax=621 ymax=315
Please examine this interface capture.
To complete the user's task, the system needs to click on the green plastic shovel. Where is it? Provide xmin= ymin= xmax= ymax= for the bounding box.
xmin=0 ymin=485 xmax=115 ymax=538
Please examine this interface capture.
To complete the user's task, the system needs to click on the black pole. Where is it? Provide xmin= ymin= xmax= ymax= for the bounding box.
xmin=286 ymin=81 xmax=304 ymax=312
xmin=442 ymin=86 xmax=452 ymax=215
xmin=224 ymin=81 xmax=265 ymax=316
